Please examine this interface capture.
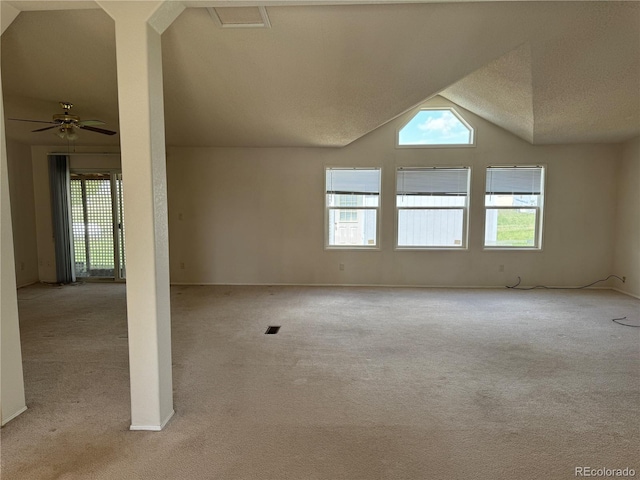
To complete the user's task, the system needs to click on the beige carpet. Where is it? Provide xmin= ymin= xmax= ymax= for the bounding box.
xmin=1 ymin=283 xmax=639 ymax=479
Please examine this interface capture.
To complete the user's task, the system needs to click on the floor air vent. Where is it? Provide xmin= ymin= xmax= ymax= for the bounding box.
xmin=265 ymin=326 xmax=280 ymax=335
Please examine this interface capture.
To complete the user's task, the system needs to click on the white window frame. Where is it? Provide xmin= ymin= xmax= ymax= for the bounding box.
xmin=483 ymin=165 xmax=546 ymax=250
xmin=69 ymin=169 xmax=126 ymax=281
xmin=395 ymin=166 xmax=471 ymax=250
xmin=325 ymin=167 xmax=381 ymax=250
xmin=396 ymin=107 xmax=475 ymax=149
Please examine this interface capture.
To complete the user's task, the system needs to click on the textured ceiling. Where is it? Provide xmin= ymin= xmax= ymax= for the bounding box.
xmin=442 ymin=3 xmax=640 ymax=145
xmin=1 ymin=2 xmax=639 ymax=148
xmin=441 ymin=43 xmax=535 ymax=144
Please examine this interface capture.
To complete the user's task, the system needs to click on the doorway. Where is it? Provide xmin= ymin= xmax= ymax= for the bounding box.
xmin=69 ymin=172 xmax=126 ymax=280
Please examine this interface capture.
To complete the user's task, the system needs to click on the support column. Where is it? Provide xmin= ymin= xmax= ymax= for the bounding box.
xmin=98 ymin=0 xmax=184 ymax=431
xmin=0 ymin=2 xmax=27 ymax=426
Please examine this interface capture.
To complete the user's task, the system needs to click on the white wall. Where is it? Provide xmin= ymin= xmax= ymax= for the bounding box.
xmin=6 ymin=141 xmax=38 ymax=287
xmin=166 ymin=98 xmax=619 ymax=287
xmin=614 ymin=137 xmax=640 ymax=298
xmin=24 ymin=100 xmax=627 ymax=289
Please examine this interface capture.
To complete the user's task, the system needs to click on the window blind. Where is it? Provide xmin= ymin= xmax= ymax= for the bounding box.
xmin=326 ymin=168 xmax=380 ymax=194
xmin=397 ymin=168 xmax=469 ymax=196
xmin=486 ymin=167 xmax=543 ymax=195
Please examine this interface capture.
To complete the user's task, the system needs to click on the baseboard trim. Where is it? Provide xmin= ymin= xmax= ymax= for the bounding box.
xmin=1 ymin=405 xmax=27 ymax=426
xmin=170 ymin=282 xmax=616 ymax=290
xmin=170 ymin=282 xmax=511 ymax=288
xmin=130 ymin=409 xmax=175 ymax=431
xmin=17 ymin=281 xmax=37 ymax=289
xmin=612 ymin=288 xmax=640 ymax=300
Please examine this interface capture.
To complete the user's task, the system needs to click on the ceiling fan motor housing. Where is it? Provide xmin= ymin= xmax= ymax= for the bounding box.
xmin=53 ymin=113 xmax=80 ymax=124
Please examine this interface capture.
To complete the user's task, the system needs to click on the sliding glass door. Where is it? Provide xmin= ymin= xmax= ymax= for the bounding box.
xmin=70 ymin=172 xmax=126 ymax=280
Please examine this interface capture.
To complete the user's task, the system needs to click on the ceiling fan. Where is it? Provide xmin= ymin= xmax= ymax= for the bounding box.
xmin=9 ymin=102 xmax=117 ymax=140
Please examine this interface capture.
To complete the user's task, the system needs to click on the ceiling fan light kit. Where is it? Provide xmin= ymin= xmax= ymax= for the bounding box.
xmin=9 ymin=102 xmax=117 ymax=140
xmin=56 ymin=126 xmax=78 ymax=141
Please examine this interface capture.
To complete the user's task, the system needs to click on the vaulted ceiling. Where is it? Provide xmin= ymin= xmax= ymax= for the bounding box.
xmin=2 ymin=1 xmax=639 ymax=148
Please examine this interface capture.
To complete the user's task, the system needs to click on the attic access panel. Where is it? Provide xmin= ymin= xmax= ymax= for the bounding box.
xmin=208 ymin=7 xmax=271 ymax=28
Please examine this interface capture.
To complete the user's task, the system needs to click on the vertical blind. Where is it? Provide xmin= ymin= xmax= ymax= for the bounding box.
xmin=486 ymin=167 xmax=543 ymax=195
xmin=397 ymin=168 xmax=469 ymax=196
xmin=49 ymin=155 xmax=75 ymax=284
xmin=326 ymin=168 xmax=380 ymax=194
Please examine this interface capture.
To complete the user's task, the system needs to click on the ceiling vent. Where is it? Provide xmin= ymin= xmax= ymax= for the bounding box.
xmin=208 ymin=7 xmax=271 ymax=29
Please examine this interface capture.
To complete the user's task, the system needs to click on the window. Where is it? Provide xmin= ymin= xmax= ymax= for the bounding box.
xmin=484 ymin=166 xmax=545 ymax=249
xmin=396 ymin=167 xmax=470 ymax=248
xmin=398 ymin=108 xmax=474 ymax=147
xmin=326 ymin=168 xmax=380 ymax=247
xmin=70 ymin=172 xmax=126 ymax=279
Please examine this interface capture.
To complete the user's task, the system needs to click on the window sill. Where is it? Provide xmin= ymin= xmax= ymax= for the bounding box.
xmin=483 ymin=247 xmax=542 ymax=252
xmin=395 ymin=143 xmax=476 ymax=149
xmin=395 ymin=247 xmax=468 ymax=251
xmin=325 ymin=246 xmax=380 ymax=251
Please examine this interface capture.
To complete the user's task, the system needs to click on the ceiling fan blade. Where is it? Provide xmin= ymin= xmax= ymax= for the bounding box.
xmin=79 ymin=125 xmax=117 ymax=136
xmin=32 ymin=125 xmax=59 ymax=133
xmin=78 ymin=120 xmax=106 ymax=127
xmin=9 ymin=118 xmax=57 ymax=125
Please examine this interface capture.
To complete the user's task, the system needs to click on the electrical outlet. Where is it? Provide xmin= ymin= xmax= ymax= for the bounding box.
xmin=339 ymin=263 xmax=345 ymax=271
xmin=180 ymin=262 xmax=185 ymax=270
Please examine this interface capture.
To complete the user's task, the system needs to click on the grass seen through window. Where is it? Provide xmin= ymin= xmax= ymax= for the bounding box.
xmin=495 ymin=209 xmax=536 ymax=246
